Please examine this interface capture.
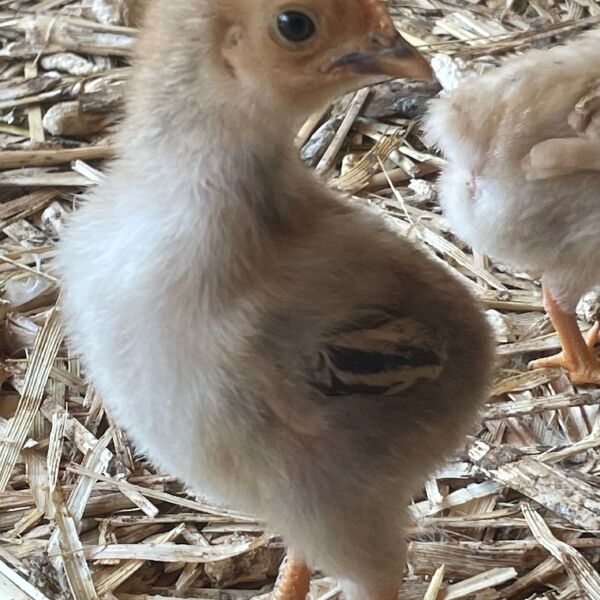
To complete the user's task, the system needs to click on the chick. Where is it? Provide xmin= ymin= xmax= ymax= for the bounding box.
xmin=56 ymin=1 xmax=493 ymax=598
xmin=425 ymin=31 xmax=600 ymax=385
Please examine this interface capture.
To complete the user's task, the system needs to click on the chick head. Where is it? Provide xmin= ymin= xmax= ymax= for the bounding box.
xmin=218 ymin=0 xmax=432 ymax=117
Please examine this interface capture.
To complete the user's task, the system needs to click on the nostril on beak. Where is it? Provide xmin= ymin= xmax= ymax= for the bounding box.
xmin=369 ymin=30 xmax=395 ymax=49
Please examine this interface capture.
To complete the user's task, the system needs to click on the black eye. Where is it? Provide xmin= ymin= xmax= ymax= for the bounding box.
xmin=276 ymin=10 xmax=316 ymax=43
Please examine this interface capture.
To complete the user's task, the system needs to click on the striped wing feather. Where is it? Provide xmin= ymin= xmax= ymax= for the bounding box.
xmin=309 ymin=317 xmax=446 ymax=396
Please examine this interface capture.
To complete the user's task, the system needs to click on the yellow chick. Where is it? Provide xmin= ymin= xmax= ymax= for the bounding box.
xmin=56 ymin=1 xmax=493 ymax=598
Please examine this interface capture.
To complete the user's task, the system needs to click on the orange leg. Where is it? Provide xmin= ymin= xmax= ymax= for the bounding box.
xmin=272 ymin=554 xmax=311 ymax=600
xmin=529 ymin=286 xmax=600 ymax=385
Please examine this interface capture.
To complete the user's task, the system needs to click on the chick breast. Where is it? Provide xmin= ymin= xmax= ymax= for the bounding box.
xmin=425 ymin=31 xmax=600 ymax=303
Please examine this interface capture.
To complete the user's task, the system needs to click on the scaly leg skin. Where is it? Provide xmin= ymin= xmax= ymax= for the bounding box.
xmin=272 ymin=554 xmax=311 ymax=600
xmin=529 ymin=287 xmax=600 ymax=385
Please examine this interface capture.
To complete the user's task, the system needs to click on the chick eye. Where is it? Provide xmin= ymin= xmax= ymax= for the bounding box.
xmin=276 ymin=10 xmax=316 ymax=43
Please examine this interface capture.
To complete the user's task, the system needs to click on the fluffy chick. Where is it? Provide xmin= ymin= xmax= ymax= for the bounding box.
xmin=56 ymin=1 xmax=493 ymax=598
xmin=425 ymin=31 xmax=600 ymax=385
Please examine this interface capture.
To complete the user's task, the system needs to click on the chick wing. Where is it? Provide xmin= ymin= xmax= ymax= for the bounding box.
xmin=309 ymin=316 xmax=444 ymax=397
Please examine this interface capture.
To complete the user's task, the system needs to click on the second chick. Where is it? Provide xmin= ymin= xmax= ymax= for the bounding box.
xmin=426 ymin=31 xmax=600 ymax=384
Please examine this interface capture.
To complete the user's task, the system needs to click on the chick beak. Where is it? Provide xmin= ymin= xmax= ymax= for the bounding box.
xmin=330 ymin=29 xmax=433 ymax=81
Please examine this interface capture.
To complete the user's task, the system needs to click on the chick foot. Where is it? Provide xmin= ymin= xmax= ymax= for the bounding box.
xmin=529 ymin=286 xmax=600 ymax=385
xmin=529 ymin=323 xmax=600 ymax=384
xmin=272 ymin=554 xmax=311 ymax=600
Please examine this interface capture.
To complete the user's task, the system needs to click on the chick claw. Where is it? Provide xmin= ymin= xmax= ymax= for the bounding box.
xmin=529 ymin=322 xmax=600 ymax=385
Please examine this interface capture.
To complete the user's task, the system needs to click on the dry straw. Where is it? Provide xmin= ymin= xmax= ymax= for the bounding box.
xmin=0 ymin=0 xmax=599 ymax=598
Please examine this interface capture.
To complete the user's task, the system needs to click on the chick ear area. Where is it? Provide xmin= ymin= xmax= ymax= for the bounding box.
xmin=224 ymin=24 xmax=244 ymax=49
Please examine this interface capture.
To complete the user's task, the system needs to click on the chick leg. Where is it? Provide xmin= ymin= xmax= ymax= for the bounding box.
xmin=272 ymin=554 xmax=311 ymax=600
xmin=529 ymin=287 xmax=600 ymax=384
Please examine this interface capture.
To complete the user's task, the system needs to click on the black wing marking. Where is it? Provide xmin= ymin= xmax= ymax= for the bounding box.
xmin=309 ymin=317 xmax=446 ymax=397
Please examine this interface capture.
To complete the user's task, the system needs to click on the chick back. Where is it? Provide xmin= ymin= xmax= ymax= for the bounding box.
xmin=233 ymin=190 xmax=494 ymax=589
xmin=424 ymin=31 xmax=600 ymax=279
xmin=426 ymin=31 xmax=600 ymax=170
